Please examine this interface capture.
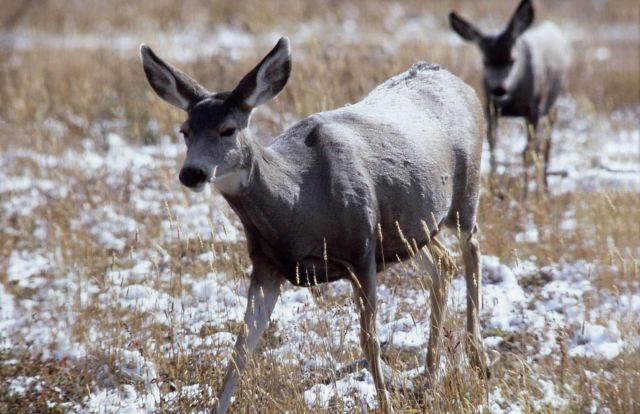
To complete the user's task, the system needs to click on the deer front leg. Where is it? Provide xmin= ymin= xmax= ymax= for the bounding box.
xmin=352 ymin=256 xmax=393 ymax=413
xmin=214 ymin=261 xmax=285 ymax=414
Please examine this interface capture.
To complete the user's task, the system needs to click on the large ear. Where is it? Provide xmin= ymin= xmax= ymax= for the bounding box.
xmin=505 ymin=0 xmax=535 ymax=39
xmin=449 ymin=12 xmax=484 ymax=44
xmin=230 ymin=37 xmax=291 ymax=110
xmin=139 ymin=44 xmax=208 ymax=111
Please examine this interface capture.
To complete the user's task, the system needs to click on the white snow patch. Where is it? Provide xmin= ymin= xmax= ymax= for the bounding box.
xmin=534 ymin=378 xmax=569 ymax=411
xmin=7 ymin=250 xmax=51 ymax=289
xmin=489 ymin=387 xmax=525 ymax=414
xmin=192 ymin=277 xmax=240 ymax=305
xmin=0 ymin=283 xmax=17 ymax=350
xmin=379 ymin=317 xmax=427 ymax=351
xmin=7 ymin=376 xmax=44 ymax=396
xmin=78 ymin=384 xmax=156 ymax=414
xmin=570 ymin=321 xmax=624 ymax=359
xmin=107 ymin=260 xmax=154 ymax=285
xmin=304 ymin=369 xmax=377 ymax=412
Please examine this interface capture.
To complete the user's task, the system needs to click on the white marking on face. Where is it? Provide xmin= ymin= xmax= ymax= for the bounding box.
xmin=484 ymin=66 xmax=511 ymax=91
xmin=189 ymin=182 xmax=206 ymax=193
xmin=212 ymin=168 xmax=249 ymax=195
xmin=503 ymin=55 xmax=525 ymax=94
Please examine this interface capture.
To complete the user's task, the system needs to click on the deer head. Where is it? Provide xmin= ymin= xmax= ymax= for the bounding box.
xmin=449 ymin=0 xmax=534 ymax=101
xmin=140 ymin=38 xmax=292 ymax=193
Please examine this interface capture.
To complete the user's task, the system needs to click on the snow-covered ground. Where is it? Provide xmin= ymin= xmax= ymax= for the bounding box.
xmin=1 ymin=93 xmax=638 ymax=412
xmin=487 ymin=98 xmax=639 ymax=195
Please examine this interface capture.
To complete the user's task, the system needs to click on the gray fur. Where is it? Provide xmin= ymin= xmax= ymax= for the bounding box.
xmin=450 ymin=0 xmax=570 ymax=188
xmin=230 ymin=62 xmax=484 ymax=286
xmin=141 ymin=38 xmax=486 ymax=413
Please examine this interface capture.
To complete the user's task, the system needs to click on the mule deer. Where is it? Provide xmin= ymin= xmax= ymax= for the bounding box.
xmin=450 ymin=0 xmax=570 ymax=192
xmin=140 ymin=37 xmax=486 ymax=413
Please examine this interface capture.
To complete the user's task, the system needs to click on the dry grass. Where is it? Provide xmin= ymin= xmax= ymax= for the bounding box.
xmin=1 ymin=0 xmax=639 ymax=413
xmin=0 ymin=0 xmax=638 ymax=141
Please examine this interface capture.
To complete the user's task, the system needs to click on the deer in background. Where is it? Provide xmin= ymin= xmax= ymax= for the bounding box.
xmin=140 ymin=37 xmax=487 ymax=413
xmin=450 ymin=0 xmax=570 ymax=193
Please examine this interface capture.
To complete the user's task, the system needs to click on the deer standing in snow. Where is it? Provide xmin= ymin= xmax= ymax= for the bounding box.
xmin=140 ymin=37 xmax=487 ymax=413
xmin=450 ymin=0 xmax=570 ymax=192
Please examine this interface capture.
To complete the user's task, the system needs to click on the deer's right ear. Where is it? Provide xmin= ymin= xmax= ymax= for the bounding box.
xmin=139 ymin=44 xmax=208 ymax=111
xmin=231 ymin=37 xmax=292 ymax=110
xmin=449 ymin=12 xmax=484 ymax=44
xmin=505 ymin=0 xmax=534 ymax=39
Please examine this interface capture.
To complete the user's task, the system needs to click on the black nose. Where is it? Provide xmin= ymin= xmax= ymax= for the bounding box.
xmin=179 ymin=166 xmax=207 ymax=188
xmin=491 ymin=87 xmax=507 ymax=97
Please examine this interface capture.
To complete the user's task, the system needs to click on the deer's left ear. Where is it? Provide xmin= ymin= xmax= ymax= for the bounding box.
xmin=449 ymin=12 xmax=484 ymax=44
xmin=140 ymin=44 xmax=209 ymax=111
xmin=506 ymin=0 xmax=535 ymax=39
xmin=231 ymin=37 xmax=292 ymax=110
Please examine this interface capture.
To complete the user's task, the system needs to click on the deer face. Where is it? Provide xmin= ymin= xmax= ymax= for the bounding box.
xmin=178 ymin=95 xmax=251 ymax=192
xmin=479 ymin=35 xmax=520 ymax=101
xmin=140 ymin=38 xmax=291 ymax=193
xmin=450 ymin=0 xmax=534 ymax=102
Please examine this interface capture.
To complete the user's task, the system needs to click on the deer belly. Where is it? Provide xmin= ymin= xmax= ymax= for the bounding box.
xmin=276 ymin=257 xmax=348 ymax=287
xmin=376 ymin=206 xmax=448 ymax=261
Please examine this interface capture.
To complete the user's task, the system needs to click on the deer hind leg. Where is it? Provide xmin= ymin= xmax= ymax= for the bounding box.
xmin=417 ymin=239 xmax=454 ymax=380
xmin=352 ymin=257 xmax=393 ymax=413
xmin=214 ymin=263 xmax=285 ymax=414
xmin=459 ymin=227 xmax=488 ymax=378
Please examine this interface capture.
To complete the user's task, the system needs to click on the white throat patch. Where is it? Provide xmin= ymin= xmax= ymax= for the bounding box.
xmin=211 ymin=168 xmax=249 ymax=195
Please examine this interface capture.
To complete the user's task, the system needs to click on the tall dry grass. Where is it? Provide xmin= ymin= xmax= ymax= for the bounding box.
xmin=0 ymin=0 xmax=638 ymax=145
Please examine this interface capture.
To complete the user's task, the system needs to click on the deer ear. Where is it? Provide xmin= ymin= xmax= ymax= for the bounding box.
xmin=140 ymin=44 xmax=208 ymax=111
xmin=231 ymin=37 xmax=291 ymax=110
xmin=506 ymin=0 xmax=535 ymax=39
xmin=449 ymin=12 xmax=484 ymax=44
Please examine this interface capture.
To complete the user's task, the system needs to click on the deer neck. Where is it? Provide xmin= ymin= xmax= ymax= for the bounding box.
xmin=221 ymin=137 xmax=299 ymax=243
xmin=212 ymin=132 xmax=265 ymax=196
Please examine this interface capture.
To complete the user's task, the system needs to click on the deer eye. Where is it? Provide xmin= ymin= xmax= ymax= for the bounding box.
xmin=220 ymin=127 xmax=237 ymax=137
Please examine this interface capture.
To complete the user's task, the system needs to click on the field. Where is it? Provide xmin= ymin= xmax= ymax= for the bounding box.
xmin=1 ymin=0 xmax=639 ymax=412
